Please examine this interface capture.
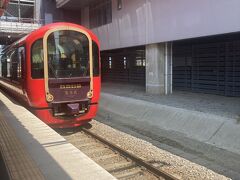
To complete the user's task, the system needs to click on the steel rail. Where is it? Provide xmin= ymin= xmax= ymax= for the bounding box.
xmin=82 ymin=127 xmax=180 ymax=180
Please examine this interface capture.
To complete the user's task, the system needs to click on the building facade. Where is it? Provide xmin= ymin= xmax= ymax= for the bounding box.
xmin=39 ymin=0 xmax=240 ymax=96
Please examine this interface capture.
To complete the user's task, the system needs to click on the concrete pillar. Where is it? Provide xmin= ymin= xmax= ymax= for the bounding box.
xmin=146 ymin=42 xmax=172 ymax=95
xmin=81 ymin=6 xmax=90 ymax=28
xmin=34 ymin=0 xmax=42 ymax=20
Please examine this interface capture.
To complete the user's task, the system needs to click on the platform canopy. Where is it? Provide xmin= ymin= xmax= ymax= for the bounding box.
xmin=56 ymin=0 xmax=96 ymax=9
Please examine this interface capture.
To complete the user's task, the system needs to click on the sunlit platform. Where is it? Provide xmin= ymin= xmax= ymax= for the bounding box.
xmin=0 ymin=91 xmax=115 ymax=180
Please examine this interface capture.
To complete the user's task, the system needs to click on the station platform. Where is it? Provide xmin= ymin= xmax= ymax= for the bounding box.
xmin=0 ymin=91 xmax=115 ymax=180
xmin=98 ymin=82 xmax=240 ymax=155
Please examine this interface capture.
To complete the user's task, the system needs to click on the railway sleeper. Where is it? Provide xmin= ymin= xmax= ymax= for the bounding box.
xmin=113 ymin=168 xmax=143 ymax=179
xmin=104 ymin=161 xmax=136 ymax=173
xmin=63 ymin=129 xmax=179 ymax=180
xmin=83 ymin=147 xmax=109 ymax=155
xmin=64 ymin=137 xmax=91 ymax=143
xmin=93 ymin=153 xmax=119 ymax=162
xmin=87 ymin=150 xmax=113 ymax=159
xmin=76 ymin=142 xmax=100 ymax=148
xmin=97 ymin=156 xmax=128 ymax=166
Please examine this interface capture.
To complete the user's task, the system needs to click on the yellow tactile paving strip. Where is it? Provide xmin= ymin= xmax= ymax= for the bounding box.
xmin=0 ymin=108 xmax=45 ymax=180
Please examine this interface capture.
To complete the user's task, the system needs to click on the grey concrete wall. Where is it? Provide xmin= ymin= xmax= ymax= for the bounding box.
xmin=35 ymin=0 xmax=63 ymax=23
xmin=35 ymin=0 xmax=81 ymax=24
xmin=99 ymin=93 xmax=240 ymax=155
xmin=87 ymin=0 xmax=240 ymax=51
xmin=34 ymin=0 xmax=41 ymax=20
xmin=81 ymin=6 xmax=89 ymax=28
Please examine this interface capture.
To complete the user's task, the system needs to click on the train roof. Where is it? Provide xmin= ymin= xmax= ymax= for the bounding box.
xmin=2 ymin=22 xmax=99 ymax=53
xmin=26 ymin=22 xmax=99 ymax=43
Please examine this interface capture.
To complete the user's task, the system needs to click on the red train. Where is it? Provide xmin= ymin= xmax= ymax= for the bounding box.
xmin=0 ymin=22 xmax=101 ymax=128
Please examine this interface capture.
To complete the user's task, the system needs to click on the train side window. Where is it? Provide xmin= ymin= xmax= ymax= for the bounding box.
xmin=1 ymin=50 xmax=15 ymax=80
xmin=17 ymin=46 xmax=25 ymax=80
xmin=31 ymin=39 xmax=44 ymax=79
xmin=93 ymin=41 xmax=100 ymax=76
xmin=6 ymin=50 xmax=14 ymax=79
xmin=10 ymin=46 xmax=25 ymax=82
xmin=11 ymin=49 xmax=19 ymax=81
xmin=1 ymin=54 xmax=7 ymax=78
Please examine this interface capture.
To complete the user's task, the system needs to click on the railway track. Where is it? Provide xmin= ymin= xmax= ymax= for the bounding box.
xmin=57 ymin=126 xmax=179 ymax=180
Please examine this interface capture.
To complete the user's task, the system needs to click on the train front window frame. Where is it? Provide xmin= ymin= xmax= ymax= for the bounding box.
xmin=31 ymin=39 xmax=44 ymax=79
xmin=47 ymin=30 xmax=90 ymax=78
xmin=93 ymin=41 xmax=100 ymax=76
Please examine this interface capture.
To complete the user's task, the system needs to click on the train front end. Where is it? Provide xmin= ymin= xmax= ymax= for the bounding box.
xmin=30 ymin=24 xmax=100 ymax=128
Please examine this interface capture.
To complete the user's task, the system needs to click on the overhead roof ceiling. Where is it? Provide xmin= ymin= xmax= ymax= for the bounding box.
xmin=56 ymin=0 xmax=96 ymax=10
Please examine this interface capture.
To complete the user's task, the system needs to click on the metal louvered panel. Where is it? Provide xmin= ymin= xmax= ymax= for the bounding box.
xmin=101 ymin=47 xmax=146 ymax=85
xmin=173 ymin=36 xmax=240 ymax=97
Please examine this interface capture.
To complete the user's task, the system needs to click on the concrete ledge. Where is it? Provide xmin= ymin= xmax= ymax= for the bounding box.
xmin=99 ymin=93 xmax=240 ymax=155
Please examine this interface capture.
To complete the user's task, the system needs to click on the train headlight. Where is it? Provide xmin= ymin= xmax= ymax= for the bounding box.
xmin=87 ymin=91 xmax=93 ymax=98
xmin=46 ymin=93 xmax=54 ymax=102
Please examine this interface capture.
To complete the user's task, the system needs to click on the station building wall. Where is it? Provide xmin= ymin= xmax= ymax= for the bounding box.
xmin=80 ymin=0 xmax=240 ymax=96
xmin=37 ymin=0 xmax=240 ymax=96
xmin=80 ymin=0 xmax=240 ymax=51
xmin=173 ymin=33 xmax=240 ymax=97
xmin=101 ymin=33 xmax=240 ymax=97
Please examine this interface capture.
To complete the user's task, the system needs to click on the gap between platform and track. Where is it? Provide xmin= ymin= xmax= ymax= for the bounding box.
xmin=98 ymin=92 xmax=240 ymax=156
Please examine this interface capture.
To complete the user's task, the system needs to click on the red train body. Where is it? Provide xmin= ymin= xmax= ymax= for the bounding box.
xmin=0 ymin=22 xmax=101 ymax=128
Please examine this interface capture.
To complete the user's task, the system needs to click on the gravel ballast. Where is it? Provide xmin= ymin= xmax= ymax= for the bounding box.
xmin=88 ymin=120 xmax=230 ymax=180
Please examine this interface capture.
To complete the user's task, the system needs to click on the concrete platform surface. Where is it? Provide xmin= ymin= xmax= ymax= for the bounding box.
xmin=99 ymin=83 xmax=240 ymax=155
xmin=0 ymin=91 xmax=115 ymax=180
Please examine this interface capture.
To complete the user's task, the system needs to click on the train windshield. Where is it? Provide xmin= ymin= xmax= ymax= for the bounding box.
xmin=47 ymin=30 xmax=89 ymax=78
